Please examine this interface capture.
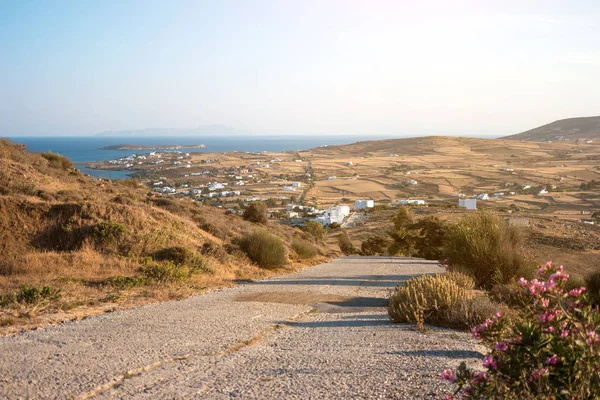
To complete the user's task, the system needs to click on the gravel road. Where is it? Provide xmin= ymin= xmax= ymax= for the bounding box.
xmin=0 ymin=257 xmax=485 ymax=399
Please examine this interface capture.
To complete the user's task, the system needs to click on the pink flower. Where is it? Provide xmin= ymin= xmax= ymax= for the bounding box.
xmin=569 ymin=287 xmax=586 ymax=297
xmin=546 ymin=354 xmax=559 ymax=366
xmin=529 ymin=368 xmax=549 ymax=381
xmin=440 ymin=369 xmax=457 ymax=383
xmin=495 ymin=311 xmax=503 ymax=319
xmin=541 ymin=298 xmax=550 ymax=308
xmin=471 ymin=372 xmax=487 ymax=385
xmin=483 ymin=355 xmax=497 ymax=370
xmin=518 ymin=277 xmax=528 ymax=287
xmin=494 ymin=341 xmax=509 ymax=351
xmin=587 ymin=331 xmax=598 ymax=345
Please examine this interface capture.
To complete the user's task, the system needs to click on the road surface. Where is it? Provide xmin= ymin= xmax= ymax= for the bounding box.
xmin=0 ymin=257 xmax=484 ymax=399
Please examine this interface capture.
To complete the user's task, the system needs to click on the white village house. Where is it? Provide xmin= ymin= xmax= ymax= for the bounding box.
xmin=316 ymin=205 xmax=350 ymax=225
xmin=355 ymin=200 xmax=374 ymax=210
xmin=398 ymin=199 xmax=426 ymax=205
xmin=458 ymin=198 xmax=477 ymax=210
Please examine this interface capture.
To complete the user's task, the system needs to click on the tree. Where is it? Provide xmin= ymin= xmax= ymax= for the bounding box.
xmin=243 ymin=201 xmax=268 ymax=224
xmin=338 ymin=231 xmax=355 ymax=255
xmin=303 ymin=220 xmax=326 ymax=242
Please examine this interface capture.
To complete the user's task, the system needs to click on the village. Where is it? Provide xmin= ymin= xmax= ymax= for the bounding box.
xmin=84 ymin=136 xmax=600 ymax=228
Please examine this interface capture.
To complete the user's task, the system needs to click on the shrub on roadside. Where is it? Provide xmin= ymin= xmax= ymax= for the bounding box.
xmin=291 ymin=238 xmax=318 ymax=259
xmin=141 ymin=261 xmax=190 ymax=283
xmin=0 ymin=285 xmax=61 ymax=308
xmin=361 ymin=235 xmax=390 ymax=256
xmin=442 ymin=262 xmax=600 ymax=399
xmin=444 ymin=271 xmax=476 ymax=290
xmin=445 ymin=296 xmax=503 ymax=330
xmin=242 ymin=201 xmax=268 ymax=224
xmin=585 ymin=271 xmax=600 ymax=306
xmin=338 ymin=231 xmax=355 ymax=255
xmin=387 ymin=208 xmax=447 ymax=259
xmin=239 ymin=229 xmax=287 ymax=269
xmin=442 ymin=212 xmax=535 ymax=289
xmin=388 ymin=274 xmax=472 ymax=329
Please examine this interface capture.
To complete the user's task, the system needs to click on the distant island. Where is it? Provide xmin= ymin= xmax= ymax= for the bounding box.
xmin=101 ymin=144 xmax=206 ymax=151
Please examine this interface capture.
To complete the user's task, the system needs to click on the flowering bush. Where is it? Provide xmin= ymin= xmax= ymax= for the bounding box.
xmin=442 ymin=262 xmax=600 ymax=399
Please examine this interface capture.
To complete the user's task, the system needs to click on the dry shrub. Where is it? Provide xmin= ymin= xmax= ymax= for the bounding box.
xmin=445 ymin=271 xmax=476 ymax=290
xmin=388 ymin=274 xmax=472 ymax=329
xmin=338 ymin=231 xmax=355 ymax=255
xmin=242 ymin=201 xmax=267 ymax=224
xmin=585 ymin=271 xmax=600 ymax=306
xmin=41 ymin=152 xmax=72 ymax=170
xmin=291 ymin=238 xmax=317 ymax=259
xmin=445 ymin=296 xmax=503 ymax=330
xmin=239 ymin=229 xmax=287 ymax=269
xmin=443 ymin=212 xmax=536 ymax=289
xmin=303 ymin=220 xmax=326 ymax=242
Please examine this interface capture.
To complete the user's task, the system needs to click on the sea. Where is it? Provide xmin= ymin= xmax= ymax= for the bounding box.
xmin=7 ymin=135 xmax=399 ymax=179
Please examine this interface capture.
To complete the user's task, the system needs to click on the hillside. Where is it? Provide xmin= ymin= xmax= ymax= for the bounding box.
xmin=0 ymin=139 xmax=331 ymax=333
xmin=502 ymin=116 xmax=600 ymax=142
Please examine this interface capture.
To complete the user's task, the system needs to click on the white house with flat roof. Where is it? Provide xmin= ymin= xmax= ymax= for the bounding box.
xmin=459 ymin=198 xmax=477 ymax=210
xmin=355 ymin=200 xmax=374 ymax=210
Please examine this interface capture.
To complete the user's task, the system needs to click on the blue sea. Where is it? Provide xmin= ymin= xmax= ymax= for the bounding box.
xmin=7 ymin=135 xmax=399 ymax=179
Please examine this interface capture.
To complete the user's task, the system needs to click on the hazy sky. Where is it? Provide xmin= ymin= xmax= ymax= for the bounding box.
xmin=1 ymin=0 xmax=599 ymax=136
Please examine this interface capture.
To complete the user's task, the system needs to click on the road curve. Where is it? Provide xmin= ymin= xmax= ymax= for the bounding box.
xmin=0 ymin=257 xmax=484 ymax=399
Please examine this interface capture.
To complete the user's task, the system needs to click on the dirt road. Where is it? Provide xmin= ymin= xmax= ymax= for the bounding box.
xmin=0 ymin=257 xmax=484 ymax=399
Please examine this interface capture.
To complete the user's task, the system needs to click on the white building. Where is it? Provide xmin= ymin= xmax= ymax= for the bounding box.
xmin=398 ymin=199 xmax=426 ymax=205
xmin=476 ymin=193 xmax=489 ymax=200
xmin=316 ymin=205 xmax=350 ymax=225
xmin=404 ymin=179 xmax=418 ymax=186
xmin=355 ymin=200 xmax=374 ymax=209
xmin=292 ymin=181 xmax=302 ymax=188
xmin=459 ymin=198 xmax=477 ymax=210
xmin=328 ymin=176 xmax=336 ymax=180
xmin=282 ymin=186 xmax=297 ymax=191
xmin=208 ymin=183 xmax=225 ymax=191
xmin=344 ymin=161 xmax=353 ymax=166
xmin=538 ymin=188 xmax=548 ymax=194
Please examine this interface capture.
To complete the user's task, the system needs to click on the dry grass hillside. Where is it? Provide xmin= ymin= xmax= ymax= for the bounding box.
xmin=502 ymin=116 xmax=600 ymax=142
xmin=0 ymin=139 xmax=332 ymax=334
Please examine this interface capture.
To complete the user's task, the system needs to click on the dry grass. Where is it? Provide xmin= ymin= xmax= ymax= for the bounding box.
xmin=0 ymin=139 xmax=334 ymax=334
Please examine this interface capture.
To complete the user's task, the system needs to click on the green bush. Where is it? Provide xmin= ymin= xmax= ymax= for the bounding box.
xmin=361 ymin=235 xmax=390 ymax=256
xmin=291 ymin=239 xmax=318 ymax=259
xmin=153 ymin=246 xmax=210 ymax=274
xmin=92 ymin=221 xmax=128 ymax=244
xmin=387 ymin=208 xmax=447 ymax=259
xmin=444 ymin=262 xmax=600 ymax=399
xmin=338 ymin=231 xmax=355 ymax=255
xmin=585 ymin=271 xmax=600 ymax=306
xmin=243 ymin=201 xmax=268 ymax=224
xmin=41 ymin=152 xmax=73 ymax=170
xmin=102 ymin=276 xmax=150 ymax=290
xmin=239 ymin=229 xmax=287 ymax=269
xmin=303 ymin=220 xmax=326 ymax=242
xmin=388 ymin=274 xmax=471 ymax=329
xmin=141 ymin=261 xmax=190 ymax=283
xmin=0 ymin=286 xmax=61 ymax=307
xmin=442 ymin=212 xmax=535 ymax=289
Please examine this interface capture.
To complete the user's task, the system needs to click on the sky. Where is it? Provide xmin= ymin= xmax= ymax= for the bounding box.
xmin=1 ymin=0 xmax=599 ymax=137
